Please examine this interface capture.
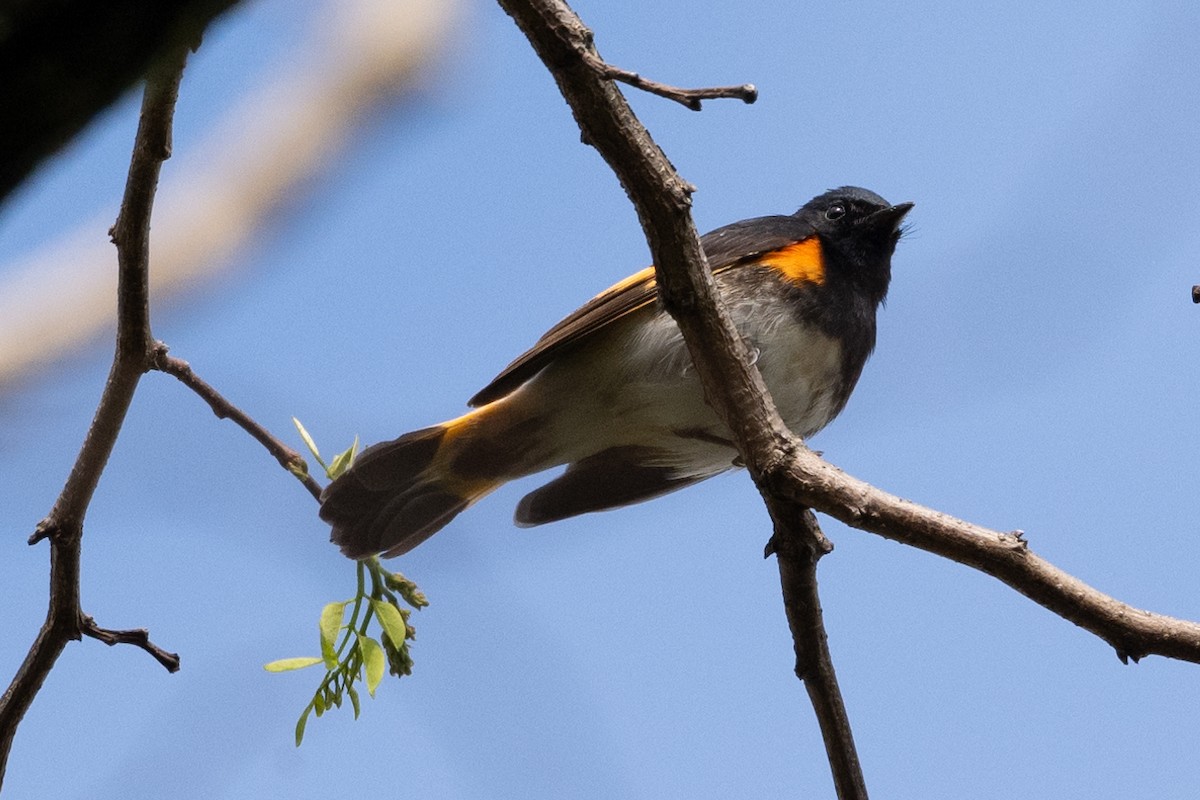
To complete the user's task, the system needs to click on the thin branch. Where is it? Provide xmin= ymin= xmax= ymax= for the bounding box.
xmin=0 ymin=49 xmax=189 ymax=787
xmin=579 ymin=51 xmax=756 ymax=110
xmin=81 ymin=617 xmax=181 ymax=673
xmin=762 ymin=451 xmax=1200 ymax=664
xmin=151 ymin=345 xmax=324 ymax=501
xmin=767 ymin=509 xmax=866 ymax=800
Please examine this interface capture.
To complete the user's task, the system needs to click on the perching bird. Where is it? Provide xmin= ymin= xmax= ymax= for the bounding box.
xmin=321 ymin=186 xmax=911 ymax=558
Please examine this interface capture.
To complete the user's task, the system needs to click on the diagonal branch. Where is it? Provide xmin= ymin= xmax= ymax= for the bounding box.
xmin=151 ymin=345 xmax=324 ymax=501
xmin=0 ymin=0 xmax=244 ymax=204
xmin=762 ymin=452 xmax=1200 ymax=664
xmin=496 ymin=0 xmax=866 ymax=793
xmin=0 ymin=49 xmax=190 ymax=787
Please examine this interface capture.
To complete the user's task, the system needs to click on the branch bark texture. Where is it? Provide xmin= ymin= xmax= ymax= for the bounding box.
xmin=0 ymin=50 xmax=189 ymax=787
xmin=496 ymin=0 xmax=870 ymax=794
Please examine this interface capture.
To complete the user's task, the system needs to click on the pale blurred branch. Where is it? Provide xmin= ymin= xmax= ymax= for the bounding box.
xmin=0 ymin=0 xmax=458 ymax=389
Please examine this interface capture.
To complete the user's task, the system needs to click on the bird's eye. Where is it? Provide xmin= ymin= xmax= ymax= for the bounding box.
xmin=825 ymin=203 xmax=846 ymax=221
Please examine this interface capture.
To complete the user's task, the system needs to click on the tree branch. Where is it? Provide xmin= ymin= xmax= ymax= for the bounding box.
xmin=3 ymin=15 xmax=335 ymax=781
xmin=578 ymin=51 xmax=757 ymax=110
xmin=0 ymin=49 xmax=189 ymax=787
xmin=80 ymin=616 xmax=181 ymax=673
xmin=496 ymin=0 xmax=867 ymax=793
xmin=151 ymin=345 xmax=324 ymax=501
xmin=763 ymin=451 xmax=1200 ymax=664
xmin=767 ymin=508 xmax=867 ymax=799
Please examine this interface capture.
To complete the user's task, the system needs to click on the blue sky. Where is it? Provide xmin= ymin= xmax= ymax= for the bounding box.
xmin=3 ymin=1 xmax=1200 ymax=797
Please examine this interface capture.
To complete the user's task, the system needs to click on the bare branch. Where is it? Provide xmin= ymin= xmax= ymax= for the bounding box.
xmin=767 ymin=508 xmax=866 ymax=800
xmin=579 ymin=51 xmax=756 ymax=110
xmin=763 ymin=451 xmax=1200 ymax=664
xmin=151 ymin=345 xmax=324 ymax=501
xmin=0 ymin=49 xmax=189 ymax=787
xmin=81 ymin=617 xmax=181 ymax=673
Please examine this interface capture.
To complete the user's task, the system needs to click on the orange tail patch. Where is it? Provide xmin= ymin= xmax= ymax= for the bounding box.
xmin=321 ymin=400 xmax=545 ymax=559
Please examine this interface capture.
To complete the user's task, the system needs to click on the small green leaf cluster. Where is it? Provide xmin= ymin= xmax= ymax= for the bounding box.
xmin=292 ymin=417 xmax=358 ymax=481
xmin=263 ymin=420 xmax=430 ymax=745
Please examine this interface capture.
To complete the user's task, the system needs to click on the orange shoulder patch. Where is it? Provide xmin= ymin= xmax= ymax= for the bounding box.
xmin=593 ymin=265 xmax=657 ymax=300
xmin=759 ymin=237 xmax=825 ymax=286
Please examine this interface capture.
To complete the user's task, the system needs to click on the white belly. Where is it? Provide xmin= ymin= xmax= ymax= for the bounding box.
xmin=524 ymin=301 xmax=845 ymax=478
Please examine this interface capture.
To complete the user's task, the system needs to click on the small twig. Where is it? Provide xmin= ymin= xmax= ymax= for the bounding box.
xmin=768 ymin=507 xmax=866 ymax=800
xmin=580 ymin=51 xmax=756 ymax=111
xmin=81 ymin=616 xmax=181 ymax=673
xmin=151 ymin=344 xmax=324 ymax=501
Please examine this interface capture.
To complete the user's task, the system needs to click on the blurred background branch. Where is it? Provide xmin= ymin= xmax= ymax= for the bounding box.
xmin=0 ymin=0 xmax=457 ymax=388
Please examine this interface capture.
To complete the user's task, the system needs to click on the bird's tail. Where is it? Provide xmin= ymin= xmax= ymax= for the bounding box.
xmin=320 ymin=400 xmax=545 ymax=559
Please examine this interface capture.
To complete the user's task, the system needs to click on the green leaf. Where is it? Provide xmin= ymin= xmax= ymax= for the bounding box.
xmin=347 ymin=684 xmax=361 ymax=719
xmin=295 ymin=708 xmax=311 ymax=747
xmin=263 ymin=656 xmax=323 ymax=672
xmin=372 ymin=599 xmax=410 ymax=647
xmin=326 ymin=436 xmax=359 ymax=479
xmin=358 ymin=634 xmax=385 ymax=697
xmin=319 ymin=601 xmax=347 ymax=669
xmin=314 ymin=692 xmax=325 ymax=716
xmin=293 ymin=417 xmax=322 ymax=462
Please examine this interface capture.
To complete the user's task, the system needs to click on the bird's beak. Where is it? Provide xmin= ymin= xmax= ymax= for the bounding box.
xmin=866 ymin=201 xmax=914 ymax=231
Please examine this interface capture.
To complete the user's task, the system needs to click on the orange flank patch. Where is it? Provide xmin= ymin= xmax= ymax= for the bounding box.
xmin=759 ymin=237 xmax=825 ymax=286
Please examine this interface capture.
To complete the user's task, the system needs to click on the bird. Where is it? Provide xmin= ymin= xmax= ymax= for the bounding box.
xmin=320 ymin=186 xmax=912 ymax=559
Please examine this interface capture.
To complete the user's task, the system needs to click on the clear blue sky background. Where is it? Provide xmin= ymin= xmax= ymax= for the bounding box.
xmin=3 ymin=1 xmax=1200 ymax=797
